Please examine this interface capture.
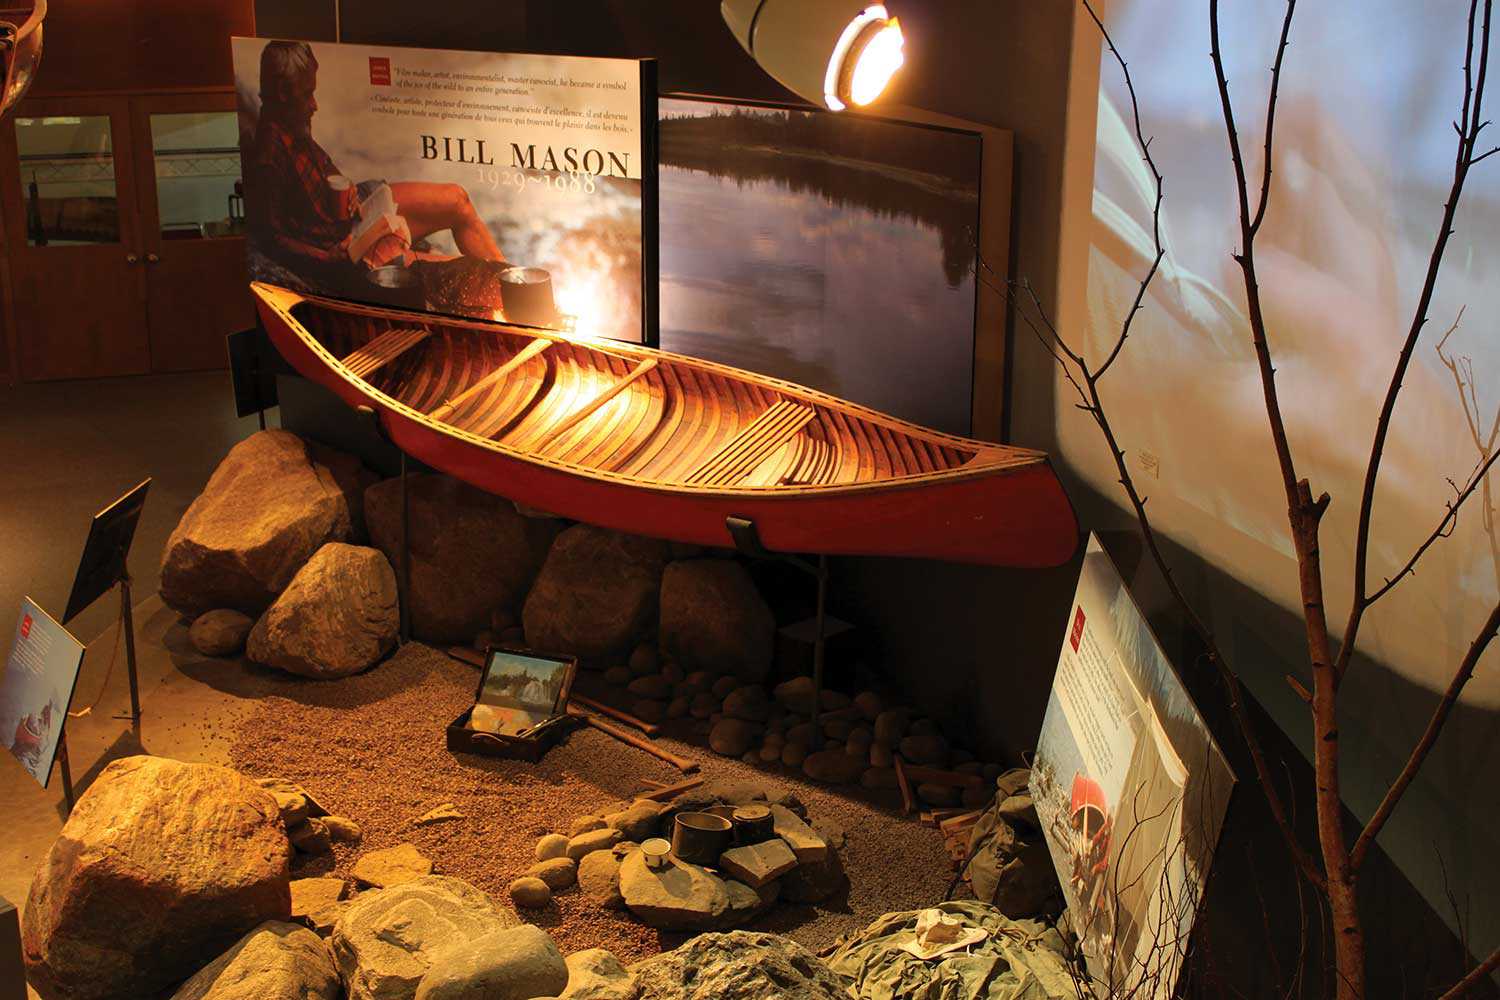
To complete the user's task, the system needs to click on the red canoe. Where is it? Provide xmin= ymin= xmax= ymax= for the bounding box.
xmin=252 ymin=282 xmax=1078 ymax=567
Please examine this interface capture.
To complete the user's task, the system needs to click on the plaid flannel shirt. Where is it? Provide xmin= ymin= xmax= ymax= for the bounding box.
xmin=249 ymin=115 xmax=355 ymax=263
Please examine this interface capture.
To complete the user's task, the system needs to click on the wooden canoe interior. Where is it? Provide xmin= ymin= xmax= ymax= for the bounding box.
xmin=294 ymin=302 xmax=988 ymax=490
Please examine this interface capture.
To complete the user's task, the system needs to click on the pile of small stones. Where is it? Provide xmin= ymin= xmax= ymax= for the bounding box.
xmin=598 ymin=647 xmax=1006 ymax=811
xmin=506 ymin=780 xmax=848 ymax=932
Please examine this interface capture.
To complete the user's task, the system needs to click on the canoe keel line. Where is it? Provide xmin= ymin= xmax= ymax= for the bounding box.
xmin=251 ymin=281 xmax=1079 ymax=567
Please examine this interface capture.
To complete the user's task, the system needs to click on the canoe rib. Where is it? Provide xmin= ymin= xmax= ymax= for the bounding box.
xmin=431 ymin=338 xmax=552 ymax=422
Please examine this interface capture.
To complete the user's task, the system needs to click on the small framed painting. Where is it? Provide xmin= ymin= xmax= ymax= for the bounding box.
xmin=447 ymin=646 xmax=579 ymax=761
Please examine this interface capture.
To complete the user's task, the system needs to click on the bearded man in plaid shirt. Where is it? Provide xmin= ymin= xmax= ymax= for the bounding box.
xmin=247 ymin=40 xmax=505 ymax=279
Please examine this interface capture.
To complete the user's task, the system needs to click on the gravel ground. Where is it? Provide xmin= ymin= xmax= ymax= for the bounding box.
xmin=227 ymin=642 xmax=958 ymax=962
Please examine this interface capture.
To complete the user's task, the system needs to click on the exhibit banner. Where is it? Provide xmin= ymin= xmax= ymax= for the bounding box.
xmin=1031 ymin=536 xmax=1234 ymax=998
xmin=1 ymin=598 xmax=85 ymax=788
xmin=232 ymin=38 xmax=656 ymax=343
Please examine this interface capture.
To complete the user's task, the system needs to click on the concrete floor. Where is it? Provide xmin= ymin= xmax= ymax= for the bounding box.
xmin=0 ymin=373 xmax=268 ymax=995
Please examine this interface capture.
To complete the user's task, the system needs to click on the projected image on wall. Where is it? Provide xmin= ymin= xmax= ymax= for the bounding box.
xmin=658 ymin=96 xmax=981 ymax=435
xmin=1073 ymin=2 xmax=1500 ymax=715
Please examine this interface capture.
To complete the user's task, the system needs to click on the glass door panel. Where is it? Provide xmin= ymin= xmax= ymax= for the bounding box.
xmin=148 ymin=110 xmax=245 ymax=240
xmin=15 ymin=113 xmax=121 ymax=245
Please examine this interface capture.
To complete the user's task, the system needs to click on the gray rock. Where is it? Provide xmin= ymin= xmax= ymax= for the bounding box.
xmin=527 ymin=857 xmax=578 ymax=891
xmin=246 ymin=543 xmax=398 ymax=679
xmin=577 ymin=850 xmax=625 ymax=909
xmin=324 ymin=815 xmax=362 ymax=842
xmin=617 ymin=852 xmax=730 ymax=930
xmin=414 ymin=924 xmax=567 ymax=1000
xmin=711 ymin=675 xmax=739 ymax=699
xmin=627 ymin=931 xmax=846 ymax=999
xmin=366 ymin=473 xmax=559 ymax=644
xmin=628 ymin=643 xmax=660 ymax=677
xmin=290 ymin=878 xmax=348 ymax=921
xmin=571 ymin=815 xmax=607 ymax=836
xmin=567 ymin=827 xmax=623 ymax=861
xmin=169 ymin=921 xmax=339 ymax=1000
xmin=853 ymin=690 xmax=883 ymax=721
xmin=872 ymin=709 xmax=911 ymax=746
xmin=722 ymin=879 xmax=778 ymax=927
xmin=306 ymin=899 xmax=355 ymax=939
xmin=254 ymin=776 xmax=314 ymax=828
xmin=780 ymin=849 xmax=848 ymax=904
xmin=801 ymin=749 xmax=866 ymax=785
xmin=627 ymin=674 xmax=672 ymax=700
xmin=536 ymin=833 xmax=570 ymax=861
xmin=21 ymin=756 xmax=291 ymax=1000
xmin=900 ymin=732 xmax=949 ymax=766
xmin=709 ymin=717 xmax=762 ymax=758
xmin=658 ymin=560 xmax=774 ymax=683
xmin=689 ymin=692 xmax=718 ymax=719
xmin=189 ymin=609 xmax=255 ymax=657
xmin=161 ymin=431 xmax=371 ymax=617
xmin=523 ymin=525 xmax=669 ymax=659
xmin=771 ymin=676 xmax=816 ymax=714
xmin=559 ymin=949 xmax=633 ymax=1000
xmin=604 ymin=802 xmax=663 ymax=842
xmin=331 ymin=876 xmax=518 ymax=1000
xmin=288 ymin=817 xmax=332 ymax=854
xmin=780 ymin=743 xmax=808 ymax=768
xmin=721 ymin=686 xmax=770 ymax=722
xmin=509 ymin=877 xmax=552 ymax=909
xmin=352 ymin=843 xmax=433 ymax=888
xmin=768 ymin=805 xmax=828 ymax=863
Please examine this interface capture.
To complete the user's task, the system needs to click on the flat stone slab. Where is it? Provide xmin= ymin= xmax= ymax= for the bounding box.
xmin=352 ymin=842 xmax=433 ymax=888
xmin=769 ymin=804 xmax=828 ymax=863
xmin=291 ymin=877 xmax=348 ymax=919
xmin=717 ymin=839 xmax=797 ymax=889
xmin=618 ymin=852 xmax=729 ymax=930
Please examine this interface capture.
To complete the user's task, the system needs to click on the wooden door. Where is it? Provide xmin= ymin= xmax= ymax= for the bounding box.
xmin=130 ymin=92 xmax=252 ymax=372
xmin=0 ymin=96 xmax=151 ymax=380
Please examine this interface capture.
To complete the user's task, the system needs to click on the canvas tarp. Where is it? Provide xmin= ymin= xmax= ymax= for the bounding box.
xmin=824 ymin=900 xmax=1077 ymax=1000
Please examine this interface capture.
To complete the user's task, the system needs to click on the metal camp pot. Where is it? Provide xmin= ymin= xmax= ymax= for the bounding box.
xmin=671 ymin=811 xmax=734 ymax=867
xmin=498 ymin=265 xmax=559 ymax=328
xmin=365 ymin=265 xmax=425 ymax=310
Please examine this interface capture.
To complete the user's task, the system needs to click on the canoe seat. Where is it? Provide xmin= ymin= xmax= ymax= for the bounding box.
xmin=684 ymin=399 xmax=817 ymax=487
xmin=342 ymin=326 xmax=430 ymax=379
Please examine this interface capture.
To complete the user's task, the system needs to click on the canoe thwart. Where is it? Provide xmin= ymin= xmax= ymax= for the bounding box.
xmin=684 ymin=399 xmax=817 ymax=487
xmin=430 ymin=337 xmax=552 ymax=422
xmin=342 ymin=326 xmax=430 ymax=379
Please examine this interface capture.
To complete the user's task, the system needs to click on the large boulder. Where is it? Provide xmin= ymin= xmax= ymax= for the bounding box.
xmin=617 ymin=853 xmax=730 ymax=930
xmin=245 ymin=543 xmax=399 ymax=678
xmin=331 ymin=876 xmax=519 ymax=1000
xmin=365 ymin=474 xmax=558 ymax=643
xmin=414 ymin=924 xmax=567 ymax=1000
xmin=189 ymin=609 xmax=255 ymax=657
xmin=22 ymin=757 xmax=292 ymax=1000
xmin=161 ymin=430 xmax=370 ymax=617
xmin=523 ymin=525 xmax=670 ymax=660
xmin=169 ymin=921 xmax=340 ymax=1000
xmin=658 ymin=560 xmax=774 ymax=683
xmin=627 ymin=931 xmax=847 ymax=999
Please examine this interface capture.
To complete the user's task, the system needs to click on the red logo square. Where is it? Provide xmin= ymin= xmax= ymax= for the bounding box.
xmin=1068 ymin=607 xmax=1085 ymax=652
xmin=20 ymin=614 xmax=32 ymax=639
xmin=369 ymin=57 xmax=391 ymax=86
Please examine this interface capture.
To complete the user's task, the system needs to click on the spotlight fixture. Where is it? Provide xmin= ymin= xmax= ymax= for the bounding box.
xmin=0 ymin=0 xmax=44 ymax=118
xmin=721 ymin=0 xmax=905 ymax=112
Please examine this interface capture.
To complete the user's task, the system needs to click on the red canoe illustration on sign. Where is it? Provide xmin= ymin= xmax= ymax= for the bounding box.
xmin=251 ymin=281 xmax=1078 ymax=567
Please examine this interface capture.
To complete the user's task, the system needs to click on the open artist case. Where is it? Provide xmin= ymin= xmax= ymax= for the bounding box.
xmin=446 ymin=645 xmax=582 ymax=763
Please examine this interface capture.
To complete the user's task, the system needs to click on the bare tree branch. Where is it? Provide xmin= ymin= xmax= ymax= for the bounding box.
xmin=1437 ymin=945 xmax=1500 ymax=999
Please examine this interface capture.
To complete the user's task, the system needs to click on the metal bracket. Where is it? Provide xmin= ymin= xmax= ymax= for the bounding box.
xmin=725 ymin=516 xmax=830 ymax=726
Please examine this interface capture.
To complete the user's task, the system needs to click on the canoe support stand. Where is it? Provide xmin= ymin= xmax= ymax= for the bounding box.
xmin=724 ymin=516 xmax=830 ymax=730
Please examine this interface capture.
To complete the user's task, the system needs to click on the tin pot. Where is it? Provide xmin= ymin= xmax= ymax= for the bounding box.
xmin=364 ymin=265 xmax=425 ymax=310
xmin=671 ymin=812 xmax=734 ymax=867
xmin=499 ymin=265 xmax=559 ymax=328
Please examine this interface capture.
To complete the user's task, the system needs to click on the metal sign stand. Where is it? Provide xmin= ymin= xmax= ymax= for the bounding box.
xmin=111 ymin=560 xmax=142 ymax=724
xmin=55 ymin=730 xmax=75 ymax=815
xmin=725 ymin=516 xmax=830 ymax=728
